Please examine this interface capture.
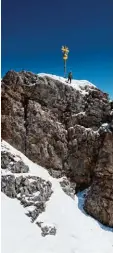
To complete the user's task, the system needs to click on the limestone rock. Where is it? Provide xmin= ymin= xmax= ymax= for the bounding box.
xmin=60 ymin=176 xmax=76 ymax=199
xmin=1 ymin=150 xmax=29 ymax=173
xmin=1 ymin=148 xmax=53 ymax=226
xmin=84 ymin=124 xmax=113 ymax=227
xmin=1 ymin=70 xmax=113 ymax=227
xmin=1 ymin=71 xmax=110 ymax=190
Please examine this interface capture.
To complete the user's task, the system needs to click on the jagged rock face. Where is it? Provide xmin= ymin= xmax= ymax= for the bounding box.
xmin=59 ymin=177 xmax=76 ymax=199
xmin=1 ymin=149 xmax=53 ymax=226
xmin=84 ymin=130 xmax=113 ymax=227
xmin=1 ymin=151 xmax=29 ymax=173
xmin=67 ymin=125 xmax=101 ymax=190
xmin=1 ymin=71 xmax=112 ymax=193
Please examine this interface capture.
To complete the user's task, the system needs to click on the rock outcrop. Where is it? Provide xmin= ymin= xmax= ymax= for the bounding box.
xmin=1 ymin=147 xmax=53 ymax=230
xmin=84 ymin=123 xmax=113 ymax=227
xmin=1 ymin=71 xmax=111 ymax=187
xmin=1 ymin=70 xmax=113 ymax=227
xmin=36 ymin=222 xmax=57 ymax=237
xmin=1 ymin=150 xmax=29 ymax=173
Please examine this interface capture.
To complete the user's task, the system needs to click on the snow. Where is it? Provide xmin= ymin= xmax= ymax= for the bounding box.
xmin=38 ymin=73 xmax=96 ymax=94
xmin=25 ymin=205 xmax=36 ymax=212
xmin=1 ymin=140 xmax=113 ymax=253
xmin=33 ymin=191 xmax=40 ymax=197
xmin=101 ymin=123 xmax=109 ymax=127
xmin=73 ymin=111 xmax=86 ymax=116
xmin=28 ymin=178 xmax=36 ymax=183
xmin=110 ymin=110 xmax=113 ymax=115
xmin=100 ymin=123 xmax=111 ymax=132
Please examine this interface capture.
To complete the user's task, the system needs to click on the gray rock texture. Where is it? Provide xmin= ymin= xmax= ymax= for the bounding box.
xmin=60 ymin=177 xmax=76 ymax=199
xmin=84 ymin=125 xmax=113 ymax=227
xmin=1 ymin=149 xmax=53 ymax=226
xmin=1 ymin=150 xmax=29 ymax=173
xmin=36 ymin=222 xmax=57 ymax=237
xmin=1 ymin=70 xmax=113 ymax=227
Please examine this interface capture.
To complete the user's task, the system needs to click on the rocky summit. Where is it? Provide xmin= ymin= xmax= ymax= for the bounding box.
xmin=1 ymin=70 xmax=113 ymax=227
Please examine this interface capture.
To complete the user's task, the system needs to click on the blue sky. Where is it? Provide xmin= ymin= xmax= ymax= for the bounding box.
xmin=2 ymin=0 xmax=113 ymax=97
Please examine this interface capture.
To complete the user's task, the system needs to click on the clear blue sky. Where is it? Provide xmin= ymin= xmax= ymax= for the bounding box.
xmin=2 ymin=0 xmax=113 ymax=97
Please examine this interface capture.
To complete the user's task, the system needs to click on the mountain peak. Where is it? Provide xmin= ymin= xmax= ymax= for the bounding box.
xmin=1 ymin=70 xmax=113 ymax=253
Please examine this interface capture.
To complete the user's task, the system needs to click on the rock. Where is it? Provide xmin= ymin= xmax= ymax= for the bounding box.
xmin=1 ymin=70 xmax=113 ymax=227
xmin=67 ymin=125 xmax=100 ymax=191
xmin=1 ymin=71 xmax=111 ymax=190
xmin=1 ymin=149 xmax=53 ymax=225
xmin=34 ymin=201 xmax=46 ymax=211
xmin=1 ymin=150 xmax=29 ymax=173
xmin=60 ymin=177 xmax=76 ymax=199
xmin=20 ymin=198 xmax=34 ymax=207
xmin=1 ymin=175 xmax=17 ymax=198
xmin=49 ymin=169 xmax=63 ymax=178
xmin=29 ymin=208 xmax=40 ymax=222
xmin=37 ymin=223 xmax=57 ymax=237
xmin=84 ymin=128 xmax=113 ymax=227
xmin=20 ymin=187 xmax=25 ymax=196
xmin=27 ymin=202 xmax=46 ymax=222
xmin=41 ymin=226 xmax=49 ymax=236
xmin=1 ymin=151 xmax=15 ymax=169
xmin=49 ymin=227 xmax=57 ymax=235
xmin=11 ymin=161 xmax=29 ymax=173
xmin=1 ymin=151 xmax=53 ymax=227
xmin=15 ymin=176 xmax=23 ymax=186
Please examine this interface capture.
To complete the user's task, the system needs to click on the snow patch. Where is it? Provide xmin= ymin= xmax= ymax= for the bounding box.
xmin=38 ymin=73 xmax=96 ymax=95
xmin=101 ymin=123 xmax=109 ymax=127
xmin=1 ymin=140 xmax=113 ymax=253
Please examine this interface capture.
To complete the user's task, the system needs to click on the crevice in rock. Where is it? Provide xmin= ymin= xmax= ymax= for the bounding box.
xmin=22 ymin=96 xmax=29 ymax=155
xmin=1 ymin=71 xmax=112 ymax=206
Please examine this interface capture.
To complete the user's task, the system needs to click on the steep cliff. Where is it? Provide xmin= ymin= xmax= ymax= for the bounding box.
xmin=1 ymin=70 xmax=113 ymax=226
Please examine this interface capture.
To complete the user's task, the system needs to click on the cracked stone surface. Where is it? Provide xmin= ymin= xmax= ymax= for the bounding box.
xmin=1 ymin=149 xmax=53 ymax=229
xmin=1 ymin=70 xmax=113 ymax=227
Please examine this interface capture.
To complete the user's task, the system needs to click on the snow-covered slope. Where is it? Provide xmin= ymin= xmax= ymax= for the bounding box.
xmin=38 ymin=73 xmax=96 ymax=92
xmin=1 ymin=140 xmax=113 ymax=253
